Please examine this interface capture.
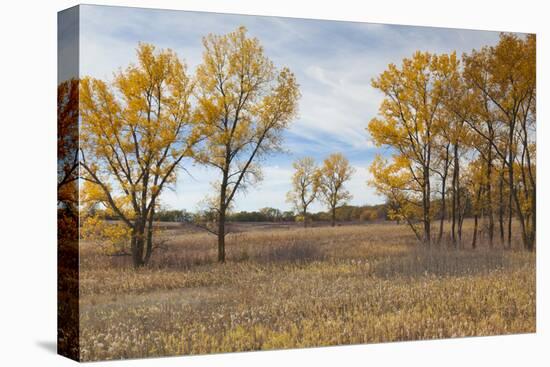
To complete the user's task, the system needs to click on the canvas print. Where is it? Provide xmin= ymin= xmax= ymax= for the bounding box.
xmin=57 ymin=4 xmax=536 ymax=362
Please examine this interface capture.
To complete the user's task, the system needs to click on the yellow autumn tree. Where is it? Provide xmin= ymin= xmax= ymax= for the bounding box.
xmin=436 ymin=62 xmax=473 ymax=248
xmin=193 ymin=26 xmax=300 ymax=262
xmin=461 ymin=33 xmax=536 ymax=250
xmin=79 ymin=43 xmax=200 ymax=267
xmin=286 ymin=157 xmax=320 ymax=227
xmin=368 ymin=52 xmax=457 ymax=246
xmin=318 ymin=153 xmax=355 ymax=227
xmin=431 ymin=53 xmax=465 ymax=246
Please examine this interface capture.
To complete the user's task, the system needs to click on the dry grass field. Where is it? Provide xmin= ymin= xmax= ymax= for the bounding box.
xmin=79 ymin=221 xmax=535 ymax=361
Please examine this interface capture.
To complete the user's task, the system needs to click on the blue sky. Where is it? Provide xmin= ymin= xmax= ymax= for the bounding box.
xmin=73 ymin=4 xmax=503 ymax=212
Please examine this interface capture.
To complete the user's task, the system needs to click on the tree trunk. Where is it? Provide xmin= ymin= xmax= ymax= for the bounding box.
xmin=423 ymin=165 xmax=431 ymax=247
xmin=507 ymin=123 xmax=515 ymax=249
xmin=217 ymin=196 xmax=227 ymax=263
xmin=509 ymin=142 xmax=532 ymax=252
xmin=472 ymin=184 xmax=483 ymax=249
xmin=331 ymin=206 xmax=336 ymax=227
xmin=303 ymin=208 xmax=308 ymax=228
xmin=438 ymin=176 xmax=447 ymax=246
xmin=217 ymin=212 xmax=226 ymax=262
xmin=486 ymin=142 xmax=494 ymax=248
xmin=498 ymin=164 xmax=505 ymax=244
xmin=144 ymin=207 xmax=155 ymax=264
xmin=438 ymin=144 xmax=449 ymax=246
xmin=530 ymin=190 xmax=536 ymax=251
xmin=131 ymin=222 xmax=146 ymax=268
xmin=451 ymin=166 xmax=457 ymax=246
xmin=458 ymin=200 xmax=464 ymax=249
xmin=452 ymin=144 xmax=460 ymax=249
xmin=472 ymin=213 xmax=478 ymax=250
xmin=472 ymin=212 xmax=478 ymax=250
xmin=217 ymin=166 xmax=229 ymax=263
xmin=506 ymin=187 xmax=513 ymax=249
xmin=520 ymin=112 xmax=536 ymax=251
xmin=511 ymin=186 xmax=530 ymax=251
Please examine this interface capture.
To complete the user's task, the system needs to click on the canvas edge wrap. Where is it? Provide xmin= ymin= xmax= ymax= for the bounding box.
xmin=57 ymin=5 xmax=80 ymax=362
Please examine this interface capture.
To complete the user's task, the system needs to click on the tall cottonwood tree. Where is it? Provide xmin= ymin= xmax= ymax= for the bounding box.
xmin=432 ymin=118 xmax=452 ymax=245
xmin=80 ymin=43 xmax=200 ymax=267
xmin=193 ymin=27 xmax=300 ymax=262
xmin=318 ymin=153 xmax=355 ymax=227
xmin=465 ymin=158 xmax=485 ymax=249
xmin=368 ymin=52 xmax=455 ymax=246
xmin=462 ymin=33 xmax=536 ymax=250
xmin=436 ymin=61 xmax=472 ymax=248
xmin=286 ymin=157 xmax=320 ymax=227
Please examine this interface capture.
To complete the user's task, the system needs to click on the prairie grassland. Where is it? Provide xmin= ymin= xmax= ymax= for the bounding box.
xmin=79 ymin=221 xmax=535 ymax=361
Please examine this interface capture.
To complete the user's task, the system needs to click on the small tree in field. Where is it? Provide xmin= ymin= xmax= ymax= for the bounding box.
xmin=318 ymin=153 xmax=355 ymax=227
xmin=193 ymin=26 xmax=300 ymax=263
xmin=79 ymin=43 xmax=200 ymax=268
xmin=286 ymin=157 xmax=320 ymax=227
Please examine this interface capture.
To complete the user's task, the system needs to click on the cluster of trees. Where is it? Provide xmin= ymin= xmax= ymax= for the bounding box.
xmin=286 ymin=154 xmax=355 ymax=227
xmin=153 ymin=207 xmax=294 ymax=223
xmin=154 ymin=209 xmax=193 ymax=222
xmin=368 ymin=33 xmax=535 ymax=250
xmin=306 ymin=204 xmax=386 ymax=223
xmin=228 ymin=208 xmax=295 ymax=222
xmin=80 ymin=27 xmax=300 ymax=266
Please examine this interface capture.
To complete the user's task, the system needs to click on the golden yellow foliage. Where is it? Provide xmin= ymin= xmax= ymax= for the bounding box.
xmin=286 ymin=157 xmax=320 ymax=226
xmin=79 ymin=43 xmax=199 ymax=267
xmin=81 ymin=215 xmax=132 ymax=256
xmin=192 ymin=26 xmax=300 ymax=261
xmin=318 ymin=153 xmax=355 ymax=226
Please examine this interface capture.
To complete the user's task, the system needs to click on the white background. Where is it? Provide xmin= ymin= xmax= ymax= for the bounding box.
xmin=0 ymin=0 xmax=547 ymax=365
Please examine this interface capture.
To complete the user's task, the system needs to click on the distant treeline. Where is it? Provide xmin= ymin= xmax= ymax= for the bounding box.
xmin=90 ymin=198 xmax=485 ymax=225
xmin=151 ymin=204 xmax=388 ymax=223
